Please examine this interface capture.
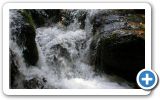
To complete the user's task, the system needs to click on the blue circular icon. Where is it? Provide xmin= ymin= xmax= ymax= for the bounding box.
xmin=136 ymin=69 xmax=158 ymax=90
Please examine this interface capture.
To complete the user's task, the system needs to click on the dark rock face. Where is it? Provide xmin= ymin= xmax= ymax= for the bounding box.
xmin=90 ymin=10 xmax=145 ymax=85
xmin=10 ymin=10 xmax=39 ymax=66
xmin=95 ymin=34 xmax=145 ymax=83
xmin=25 ymin=10 xmax=87 ymax=29
xmin=26 ymin=10 xmax=62 ymax=27
xmin=26 ymin=10 xmax=46 ymax=27
xmin=20 ymin=24 xmax=38 ymax=65
xmin=23 ymin=78 xmax=46 ymax=89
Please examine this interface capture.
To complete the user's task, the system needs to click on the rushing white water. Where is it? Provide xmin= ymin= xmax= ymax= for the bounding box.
xmin=10 ymin=9 xmax=132 ymax=89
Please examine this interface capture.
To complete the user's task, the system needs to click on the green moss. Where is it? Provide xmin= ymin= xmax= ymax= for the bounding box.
xmin=20 ymin=10 xmax=35 ymax=29
xmin=17 ymin=10 xmax=39 ymax=66
xmin=127 ymin=14 xmax=145 ymax=23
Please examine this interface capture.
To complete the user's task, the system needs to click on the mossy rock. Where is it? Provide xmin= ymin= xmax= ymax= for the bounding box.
xmin=24 ymin=10 xmax=46 ymax=27
xmin=11 ymin=10 xmax=39 ymax=66
xmin=21 ymin=24 xmax=39 ymax=65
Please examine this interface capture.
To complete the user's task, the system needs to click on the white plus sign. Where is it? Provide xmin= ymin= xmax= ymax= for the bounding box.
xmin=142 ymin=73 xmax=153 ymax=85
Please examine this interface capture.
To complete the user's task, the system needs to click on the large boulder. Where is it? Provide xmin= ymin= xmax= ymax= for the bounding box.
xmin=10 ymin=10 xmax=39 ymax=66
xmin=94 ymin=34 xmax=145 ymax=83
xmin=90 ymin=10 xmax=145 ymax=85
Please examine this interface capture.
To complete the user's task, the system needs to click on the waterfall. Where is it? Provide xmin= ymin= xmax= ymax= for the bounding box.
xmin=10 ymin=9 xmax=132 ymax=89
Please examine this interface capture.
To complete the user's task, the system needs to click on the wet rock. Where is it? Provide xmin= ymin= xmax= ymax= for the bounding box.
xmin=10 ymin=10 xmax=39 ymax=66
xmin=26 ymin=10 xmax=62 ymax=27
xmin=21 ymin=24 xmax=39 ymax=65
xmin=25 ymin=9 xmax=87 ymax=28
xmin=92 ymin=33 xmax=145 ymax=84
xmin=100 ymin=22 xmax=126 ymax=34
xmin=127 ymin=14 xmax=145 ymax=23
xmin=76 ymin=11 xmax=87 ymax=29
xmin=10 ymin=49 xmax=24 ymax=89
xmin=91 ymin=10 xmax=145 ymax=35
xmin=25 ymin=10 xmax=46 ymax=27
xmin=61 ymin=10 xmax=74 ymax=26
xmin=90 ymin=10 xmax=145 ymax=85
xmin=61 ymin=10 xmax=87 ymax=28
xmin=23 ymin=78 xmax=46 ymax=89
